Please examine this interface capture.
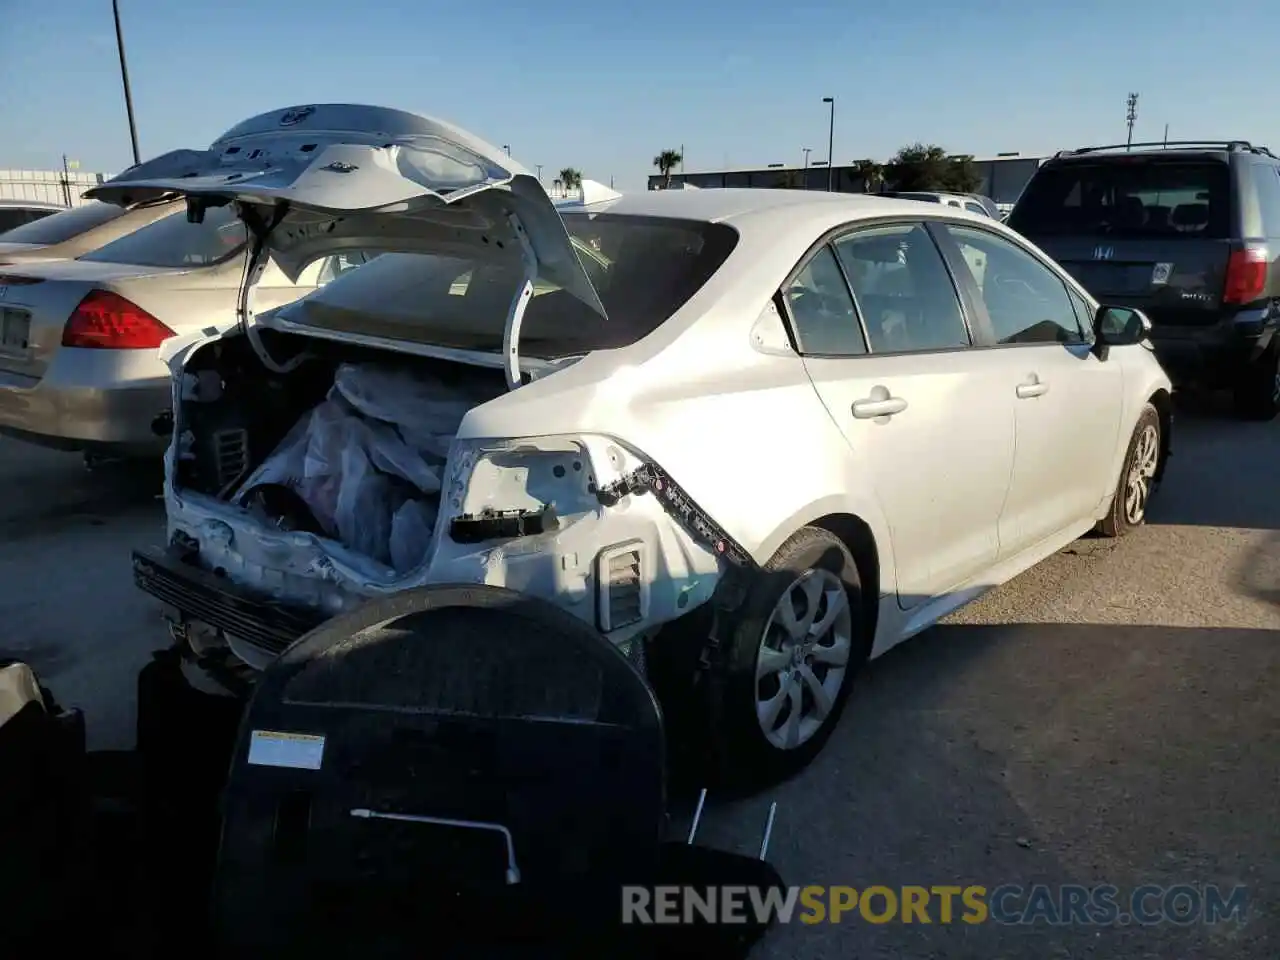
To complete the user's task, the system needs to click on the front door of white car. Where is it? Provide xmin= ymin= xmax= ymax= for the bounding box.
xmin=935 ymin=223 xmax=1124 ymax=557
xmin=785 ymin=221 xmax=1017 ymax=610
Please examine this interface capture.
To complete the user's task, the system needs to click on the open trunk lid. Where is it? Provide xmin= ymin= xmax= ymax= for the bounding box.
xmin=85 ymin=105 xmax=608 ymax=336
xmin=1010 ymin=154 xmax=1237 ymax=326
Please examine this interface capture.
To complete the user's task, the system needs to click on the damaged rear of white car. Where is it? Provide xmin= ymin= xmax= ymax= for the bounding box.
xmin=94 ymin=106 xmax=743 ymax=703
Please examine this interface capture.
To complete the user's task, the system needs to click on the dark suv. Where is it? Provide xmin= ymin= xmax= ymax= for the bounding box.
xmin=1009 ymin=141 xmax=1280 ymax=419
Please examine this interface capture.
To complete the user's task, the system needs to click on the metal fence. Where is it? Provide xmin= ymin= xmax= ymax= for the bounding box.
xmin=0 ymin=169 xmax=111 ymax=208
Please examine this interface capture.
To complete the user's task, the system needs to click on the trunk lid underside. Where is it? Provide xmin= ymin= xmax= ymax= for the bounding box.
xmin=86 ymin=104 xmax=608 ymax=325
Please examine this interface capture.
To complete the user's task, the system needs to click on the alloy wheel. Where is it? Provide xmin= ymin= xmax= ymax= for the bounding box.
xmin=1123 ymin=423 xmax=1160 ymax=525
xmin=754 ymin=568 xmax=853 ymax=750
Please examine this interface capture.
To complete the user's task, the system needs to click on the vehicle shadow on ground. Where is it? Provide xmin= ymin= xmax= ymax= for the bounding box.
xmin=688 ymin=616 xmax=1279 ymax=960
xmin=1145 ymin=391 xmax=1280 ymax=530
xmin=0 ymin=444 xmax=162 ymax=540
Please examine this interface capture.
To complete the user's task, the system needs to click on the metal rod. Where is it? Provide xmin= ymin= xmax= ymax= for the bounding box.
xmin=687 ymin=788 xmax=708 ymax=844
xmin=823 ymin=97 xmax=835 ymax=191
xmin=1125 ymin=92 xmax=1139 ymax=152
xmin=112 ymin=0 xmax=141 ymax=165
xmin=350 ymin=808 xmax=521 ymax=884
xmin=758 ymin=802 xmax=777 ymax=860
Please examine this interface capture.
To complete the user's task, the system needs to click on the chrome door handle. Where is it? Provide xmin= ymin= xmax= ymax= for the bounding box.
xmin=1016 ymin=376 xmax=1049 ymax=399
xmin=852 ymin=386 xmax=908 ymax=419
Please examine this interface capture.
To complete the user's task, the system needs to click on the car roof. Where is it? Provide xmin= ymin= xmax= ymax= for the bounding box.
xmin=0 ymin=198 xmax=66 ymax=211
xmin=561 ymin=187 xmax=981 ymax=226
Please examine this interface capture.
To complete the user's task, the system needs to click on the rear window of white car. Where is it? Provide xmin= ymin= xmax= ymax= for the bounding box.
xmin=0 ymin=201 xmax=124 ymax=244
xmin=79 ymin=204 xmax=247 ymax=268
xmin=282 ymin=214 xmax=738 ymax=358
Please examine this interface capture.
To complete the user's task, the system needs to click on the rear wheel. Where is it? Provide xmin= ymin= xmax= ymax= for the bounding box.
xmin=1098 ymin=403 xmax=1162 ymax=538
xmin=709 ymin=527 xmax=869 ymax=785
xmin=1231 ymin=340 xmax=1280 ymax=421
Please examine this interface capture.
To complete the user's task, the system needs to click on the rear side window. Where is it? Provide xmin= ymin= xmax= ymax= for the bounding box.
xmin=0 ymin=202 xmax=123 ymax=244
xmin=783 ymin=246 xmax=866 ymax=356
xmin=1010 ymin=159 xmax=1231 ymax=239
xmin=1252 ymin=164 xmax=1280 ymax=238
xmin=80 ymin=205 xmax=247 ymax=267
xmin=834 ymin=223 xmax=970 ymax=353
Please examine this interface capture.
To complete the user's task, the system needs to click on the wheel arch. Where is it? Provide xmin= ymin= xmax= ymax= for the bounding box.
xmin=809 ymin=512 xmax=882 ymax=649
xmin=1147 ymin=387 xmax=1173 ymax=484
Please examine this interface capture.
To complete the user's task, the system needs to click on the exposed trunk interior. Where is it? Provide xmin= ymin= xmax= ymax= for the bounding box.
xmin=175 ymin=329 xmax=508 ymax=572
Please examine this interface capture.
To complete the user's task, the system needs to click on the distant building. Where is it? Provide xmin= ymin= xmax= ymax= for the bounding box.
xmin=0 ymin=168 xmax=111 ymax=208
xmin=647 ymin=154 xmax=1045 ymax=206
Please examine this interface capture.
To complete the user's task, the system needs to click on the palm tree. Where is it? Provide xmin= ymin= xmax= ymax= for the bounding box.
xmin=558 ymin=167 xmax=583 ymax=195
xmin=653 ymin=148 xmax=683 ymax=189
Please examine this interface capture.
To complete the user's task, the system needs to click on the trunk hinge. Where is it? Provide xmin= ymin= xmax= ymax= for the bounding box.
xmin=502 ymin=211 xmax=537 ymax=391
xmin=236 ymin=201 xmax=305 ymax=374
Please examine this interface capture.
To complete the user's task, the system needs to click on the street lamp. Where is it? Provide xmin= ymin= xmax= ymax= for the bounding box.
xmin=822 ymin=97 xmax=835 ymax=191
xmin=802 ymin=147 xmax=812 ymax=189
xmin=503 ymin=144 xmax=511 ymax=157
xmin=112 ymin=0 xmax=141 ymax=165
xmin=536 ymin=164 xmax=543 ymax=181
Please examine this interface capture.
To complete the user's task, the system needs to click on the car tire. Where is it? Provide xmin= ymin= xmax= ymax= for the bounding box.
xmin=1231 ymin=339 xmax=1280 ymax=421
xmin=708 ymin=526 xmax=869 ymax=786
xmin=1097 ymin=403 xmax=1162 ymax=538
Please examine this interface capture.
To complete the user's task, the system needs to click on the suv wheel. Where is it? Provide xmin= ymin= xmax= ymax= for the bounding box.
xmin=1232 ymin=339 xmax=1280 ymax=421
xmin=709 ymin=527 xmax=869 ymax=785
xmin=1098 ymin=403 xmax=1162 ymax=537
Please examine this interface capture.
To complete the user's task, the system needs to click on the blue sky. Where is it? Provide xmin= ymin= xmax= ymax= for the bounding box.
xmin=1 ymin=0 xmax=1272 ymax=190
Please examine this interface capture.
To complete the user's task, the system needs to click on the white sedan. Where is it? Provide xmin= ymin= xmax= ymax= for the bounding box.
xmin=96 ymin=105 xmax=1172 ymax=781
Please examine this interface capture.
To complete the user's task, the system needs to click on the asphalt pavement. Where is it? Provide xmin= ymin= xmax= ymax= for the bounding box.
xmin=0 ymin=395 xmax=1275 ymax=958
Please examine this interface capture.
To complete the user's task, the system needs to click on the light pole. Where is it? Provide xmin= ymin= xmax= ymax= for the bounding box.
xmin=112 ymin=0 xmax=141 ymax=166
xmin=503 ymin=144 xmax=511 ymax=157
xmin=536 ymin=164 xmax=543 ymax=181
xmin=822 ymin=97 xmax=835 ymax=191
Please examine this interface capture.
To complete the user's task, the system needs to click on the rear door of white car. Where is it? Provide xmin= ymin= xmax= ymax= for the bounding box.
xmin=932 ymin=222 xmax=1123 ymax=558
xmin=783 ymin=219 xmax=1017 ymax=611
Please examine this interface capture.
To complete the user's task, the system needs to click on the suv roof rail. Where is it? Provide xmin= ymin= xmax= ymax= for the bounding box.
xmin=1052 ymin=140 xmax=1276 ymax=160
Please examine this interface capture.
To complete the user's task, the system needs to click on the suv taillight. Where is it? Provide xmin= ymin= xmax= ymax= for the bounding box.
xmin=1223 ymin=247 xmax=1268 ymax=305
xmin=62 ymin=290 xmax=175 ymax=349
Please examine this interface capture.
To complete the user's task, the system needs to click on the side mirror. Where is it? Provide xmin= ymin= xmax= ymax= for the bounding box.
xmin=1093 ymin=305 xmax=1151 ymax=357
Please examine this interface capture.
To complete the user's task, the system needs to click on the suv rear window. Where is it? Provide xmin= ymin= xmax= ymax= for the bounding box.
xmin=1010 ymin=159 xmax=1231 ymax=239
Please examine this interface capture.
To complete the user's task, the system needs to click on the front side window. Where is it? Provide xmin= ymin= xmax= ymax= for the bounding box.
xmin=782 ymin=245 xmax=866 ymax=356
xmin=80 ymin=205 xmax=247 ymax=267
xmin=833 ymin=223 xmax=970 ymax=353
xmin=943 ymin=224 xmax=1086 ymax=344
